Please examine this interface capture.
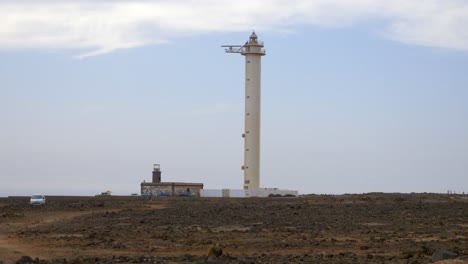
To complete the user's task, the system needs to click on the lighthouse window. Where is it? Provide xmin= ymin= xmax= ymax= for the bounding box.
xmin=247 ymin=60 xmax=251 ymax=63
xmin=246 ymin=148 xmax=249 ymax=151
xmin=246 ymin=96 xmax=250 ymax=99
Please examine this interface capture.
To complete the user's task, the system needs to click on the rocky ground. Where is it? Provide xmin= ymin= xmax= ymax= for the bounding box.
xmin=0 ymin=193 xmax=467 ymax=263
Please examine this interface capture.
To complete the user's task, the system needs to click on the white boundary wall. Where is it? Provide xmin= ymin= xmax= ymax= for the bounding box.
xmin=200 ymin=188 xmax=298 ymax=198
xmin=200 ymin=189 xmax=223 ymax=197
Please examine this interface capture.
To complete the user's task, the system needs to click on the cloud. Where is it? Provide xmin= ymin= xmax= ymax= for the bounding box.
xmin=0 ymin=0 xmax=467 ymax=57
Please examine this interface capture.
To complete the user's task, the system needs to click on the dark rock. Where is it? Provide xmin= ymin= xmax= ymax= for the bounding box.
xmin=15 ymin=256 xmax=33 ymax=264
xmin=419 ymin=245 xmax=433 ymax=256
xmin=401 ymin=250 xmax=414 ymax=259
xmin=183 ymin=254 xmax=195 ymax=261
xmin=432 ymin=249 xmax=458 ymax=262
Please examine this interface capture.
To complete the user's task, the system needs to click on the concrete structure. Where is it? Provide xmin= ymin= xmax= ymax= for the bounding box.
xmin=201 ymin=188 xmax=298 ymax=198
xmin=141 ymin=164 xmax=203 ymax=197
xmin=223 ymin=32 xmax=265 ymax=191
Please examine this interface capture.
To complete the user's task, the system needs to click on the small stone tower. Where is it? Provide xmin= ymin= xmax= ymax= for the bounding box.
xmin=152 ymin=164 xmax=161 ymax=183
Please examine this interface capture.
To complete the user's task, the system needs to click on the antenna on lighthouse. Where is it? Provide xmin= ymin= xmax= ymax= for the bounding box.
xmin=222 ymin=32 xmax=266 ymax=191
xmin=220 ymin=45 xmax=243 ymax=53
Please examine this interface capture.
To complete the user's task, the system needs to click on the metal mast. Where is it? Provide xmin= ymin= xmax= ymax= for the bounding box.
xmin=222 ymin=32 xmax=266 ymax=191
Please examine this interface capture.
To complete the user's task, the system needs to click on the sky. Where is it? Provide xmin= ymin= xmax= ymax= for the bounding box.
xmin=1 ymin=0 xmax=467 ymax=196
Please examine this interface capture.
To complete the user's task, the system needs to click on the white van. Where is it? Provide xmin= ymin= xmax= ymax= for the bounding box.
xmin=30 ymin=195 xmax=46 ymax=205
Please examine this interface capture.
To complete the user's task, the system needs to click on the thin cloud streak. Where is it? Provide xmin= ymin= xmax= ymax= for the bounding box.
xmin=0 ymin=0 xmax=467 ymax=57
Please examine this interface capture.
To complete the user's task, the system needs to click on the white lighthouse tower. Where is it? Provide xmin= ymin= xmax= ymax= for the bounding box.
xmin=223 ymin=32 xmax=265 ymax=191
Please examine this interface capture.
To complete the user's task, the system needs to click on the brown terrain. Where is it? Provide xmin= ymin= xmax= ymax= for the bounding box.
xmin=0 ymin=193 xmax=467 ymax=263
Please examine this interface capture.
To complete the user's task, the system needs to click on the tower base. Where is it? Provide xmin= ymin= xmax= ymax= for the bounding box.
xmin=201 ymin=188 xmax=298 ymax=198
